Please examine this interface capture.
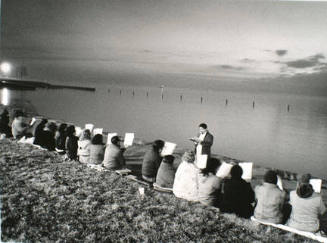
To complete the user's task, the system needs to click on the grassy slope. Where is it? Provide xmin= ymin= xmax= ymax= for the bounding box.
xmin=0 ymin=140 xmax=317 ymax=242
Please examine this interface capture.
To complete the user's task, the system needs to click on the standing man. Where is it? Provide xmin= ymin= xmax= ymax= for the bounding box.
xmin=190 ymin=123 xmax=214 ymax=159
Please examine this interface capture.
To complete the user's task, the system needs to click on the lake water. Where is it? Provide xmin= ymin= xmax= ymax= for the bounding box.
xmin=3 ymin=85 xmax=327 ymax=179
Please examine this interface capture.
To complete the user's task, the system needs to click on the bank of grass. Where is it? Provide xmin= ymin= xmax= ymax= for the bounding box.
xmin=0 ymin=140 xmax=317 ymax=242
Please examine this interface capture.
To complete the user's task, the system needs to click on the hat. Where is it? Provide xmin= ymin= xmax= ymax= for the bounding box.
xmin=264 ymin=170 xmax=278 ymax=185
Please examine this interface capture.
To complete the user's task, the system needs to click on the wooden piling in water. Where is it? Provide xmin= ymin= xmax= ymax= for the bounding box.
xmin=201 ymin=97 xmax=203 ymax=104
xmin=225 ymin=99 xmax=228 ymax=106
xmin=287 ymin=104 xmax=290 ymax=112
xmin=120 ymin=89 xmax=122 ymax=96
xmin=180 ymin=95 xmax=183 ymax=102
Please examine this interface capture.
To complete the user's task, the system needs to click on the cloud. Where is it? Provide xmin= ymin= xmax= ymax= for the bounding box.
xmin=275 ymin=50 xmax=287 ymax=56
xmin=219 ymin=65 xmax=244 ymax=71
xmin=285 ymin=54 xmax=325 ymax=69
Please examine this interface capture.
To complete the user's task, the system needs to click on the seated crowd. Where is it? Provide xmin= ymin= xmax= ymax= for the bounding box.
xmin=1 ymin=110 xmax=326 ymax=235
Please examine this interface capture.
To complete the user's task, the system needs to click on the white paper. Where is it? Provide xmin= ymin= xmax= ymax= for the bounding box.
xmin=30 ymin=117 xmax=36 ymax=126
xmin=93 ymin=128 xmax=103 ymax=135
xmin=75 ymin=126 xmax=82 ymax=137
xmin=161 ymin=141 xmax=176 ymax=156
xmin=107 ymin=133 xmax=118 ymax=144
xmin=216 ymin=162 xmax=233 ymax=178
xmin=196 ymin=154 xmax=208 ymax=169
xmin=124 ymin=133 xmax=134 ymax=147
xmin=277 ymin=175 xmax=283 ymax=190
xmin=85 ymin=123 xmax=94 ymax=132
xmin=309 ymin=179 xmax=322 ymax=193
xmin=138 ymin=187 xmax=145 ymax=196
xmin=239 ymin=162 xmax=253 ymax=180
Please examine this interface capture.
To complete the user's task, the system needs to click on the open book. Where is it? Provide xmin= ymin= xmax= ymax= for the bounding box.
xmin=161 ymin=141 xmax=177 ymax=156
xmin=216 ymin=162 xmax=233 ymax=178
xmin=309 ymin=179 xmax=322 ymax=193
xmin=75 ymin=126 xmax=82 ymax=137
xmin=30 ymin=117 xmax=37 ymax=126
xmin=124 ymin=133 xmax=134 ymax=147
xmin=239 ymin=162 xmax=253 ymax=180
xmin=93 ymin=128 xmax=103 ymax=135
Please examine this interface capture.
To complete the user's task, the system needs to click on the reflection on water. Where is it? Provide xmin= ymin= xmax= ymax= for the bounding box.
xmin=3 ymin=86 xmax=327 ymax=179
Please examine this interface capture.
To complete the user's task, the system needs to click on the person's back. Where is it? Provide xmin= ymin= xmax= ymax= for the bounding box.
xmin=155 ymin=155 xmax=176 ymax=188
xmin=65 ymin=125 xmax=78 ymax=160
xmin=173 ymin=151 xmax=199 ymax=201
xmin=0 ymin=109 xmax=11 ymax=137
xmin=288 ymin=184 xmax=326 ymax=232
xmin=89 ymin=134 xmax=105 ymax=165
xmin=142 ymin=140 xmax=164 ymax=182
xmin=102 ymin=136 xmax=125 ymax=169
xmin=78 ymin=129 xmax=91 ymax=163
xmin=33 ymin=119 xmax=47 ymax=146
xmin=11 ymin=111 xmax=28 ymax=139
xmin=220 ymin=165 xmax=255 ymax=218
xmin=41 ymin=130 xmax=56 ymax=151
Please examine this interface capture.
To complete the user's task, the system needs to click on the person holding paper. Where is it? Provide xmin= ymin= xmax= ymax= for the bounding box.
xmin=11 ymin=110 xmax=32 ymax=139
xmin=155 ymin=155 xmax=176 ymax=189
xmin=65 ymin=125 xmax=79 ymax=161
xmin=102 ymin=136 xmax=126 ymax=169
xmin=198 ymin=158 xmax=222 ymax=207
xmin=33 ymin=119 xmax=48 ymax=146
xmin=287 ymin=174 xmax=326 ymax=232
xmin=78 ymin=129 xmax=92 ymax=163
xmin=173 ymin=151 xmax=199 ymax=201
xmin=141 ymin=140 xmax=165 ymax=183
xmin=220 ymin=164 xmax=255 ymax=218
xmin=254 ymin=170 xmax=288 ymax=224
xmin=190 ymin=123 xmax=214 ymax=162
xmin=55 ymin=123 xmax=67 ymax=152
xmin=89 ymin=134 xmax=105 ymax=165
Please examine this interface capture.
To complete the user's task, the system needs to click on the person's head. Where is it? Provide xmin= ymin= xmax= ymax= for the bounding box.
xmin=264 ymin=170 xmax=278 ymax=185
xmin=182 ymin=151 xmax=195 ymax=163
xmin=1 ymin=109 xmax=8 ymax=116
xmin=58 ymin=123 xmax=67 ymax=134
xmin=231 ymin=164 xmax=243 ymax=179
xmin=80 ymin=129 xmax=91 ymax=140
xmin=46 ymin=122 xmax=57 ymax=133
xmin=14 ymin=110 xmax=24 ymax=120
xmin=201 ymin=158 xmax=221 ymax=175
xmin=298 ymin=173 xmax=311 ymax=184
xmin=162 ymin=155 xmax=175 ymax=165
xmin=40 ymin=119 xmax=48 ymax=126
xmin=111 ymin=135 xmax=120 ymax=146
xmin=66 ymin=125 xmax=75 ymax=137
xmin=152 ymin=139 xmax=165 ymax=152
xmin=199 ymin=123 xmax=208 ymax=134
xmin=296 ymin=183 xmax=313 ymax=198
xmin=92 ymin=134 xmax=103 ymax=145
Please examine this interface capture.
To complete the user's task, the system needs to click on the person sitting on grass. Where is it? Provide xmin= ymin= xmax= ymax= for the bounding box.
xmin=155 ymin=155 xmax=176 ymax=189
xmin=141 ymin=139 xmax=165 ymax=183
xmin=40 ymin=122 xmax=57 ymax=151
xmin=11 ymin=110 xmax=32 ymax=139
xmin=173 ymin=151 xmax=199 ymax=201
xmin=102 ymin=136 xmax=126 ymax=169
xmin=55 ymin=123 xmax=67 ymax=152
xmin=78 ymin=129 xmax=91 ymax=164
xmin=220 ymin=164 xmax=255 ymax=218
xmin=89 ymin=134 xmax=105 ymax=165
xmin=197 ymin=158 xmax=222 ymax=207
xmin=0 ymin=108 xmax=12 ymax=138
xmin=65 ymin=125 xmax=79 ymax=161
xmin=287 ymin=173 xmax=326 ymax=232
xmin=33 ymin=119 xmax=48 ymax=146
xmin=254 ymin=170 xmax=288 ymax=224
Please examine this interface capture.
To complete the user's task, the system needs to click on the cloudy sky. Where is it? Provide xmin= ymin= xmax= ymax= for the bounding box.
xmin=1 ymin=0 xmax=327 ymax=94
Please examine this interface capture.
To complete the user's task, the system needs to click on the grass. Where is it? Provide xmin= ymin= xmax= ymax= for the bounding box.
xmin=0 ymin=139 xmax=320 ymax=242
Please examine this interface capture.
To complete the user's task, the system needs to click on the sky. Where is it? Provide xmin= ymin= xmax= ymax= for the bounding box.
xmin=1 ymin=0 xmax=327 ymax=94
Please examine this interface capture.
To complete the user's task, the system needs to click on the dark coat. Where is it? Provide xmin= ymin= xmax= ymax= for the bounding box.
xmin=89 ymin=144 xmax=105 ymax=165
xmin=65 ymin=135 xmax=78 ymax=160
xmin=156 ymin=162 xmax=176 ymax=188
xmin=55 ymin=132 xmax=67 ymax=151
xmin=33 ymin=123 xmax=45 ymax=146
xmin=142 ymin=146 xmax=163 ymax=178
xmin=40 ymin=130 xmax=56 ymax=151
xmin=220 ymin=178 xmax=255 ymax=218
xmin=195 ymin=132 xmax=214 ymax=156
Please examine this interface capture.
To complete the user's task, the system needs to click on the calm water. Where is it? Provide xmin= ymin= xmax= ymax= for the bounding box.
xmin=3 ymin=85 xmax=327 ymax=179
